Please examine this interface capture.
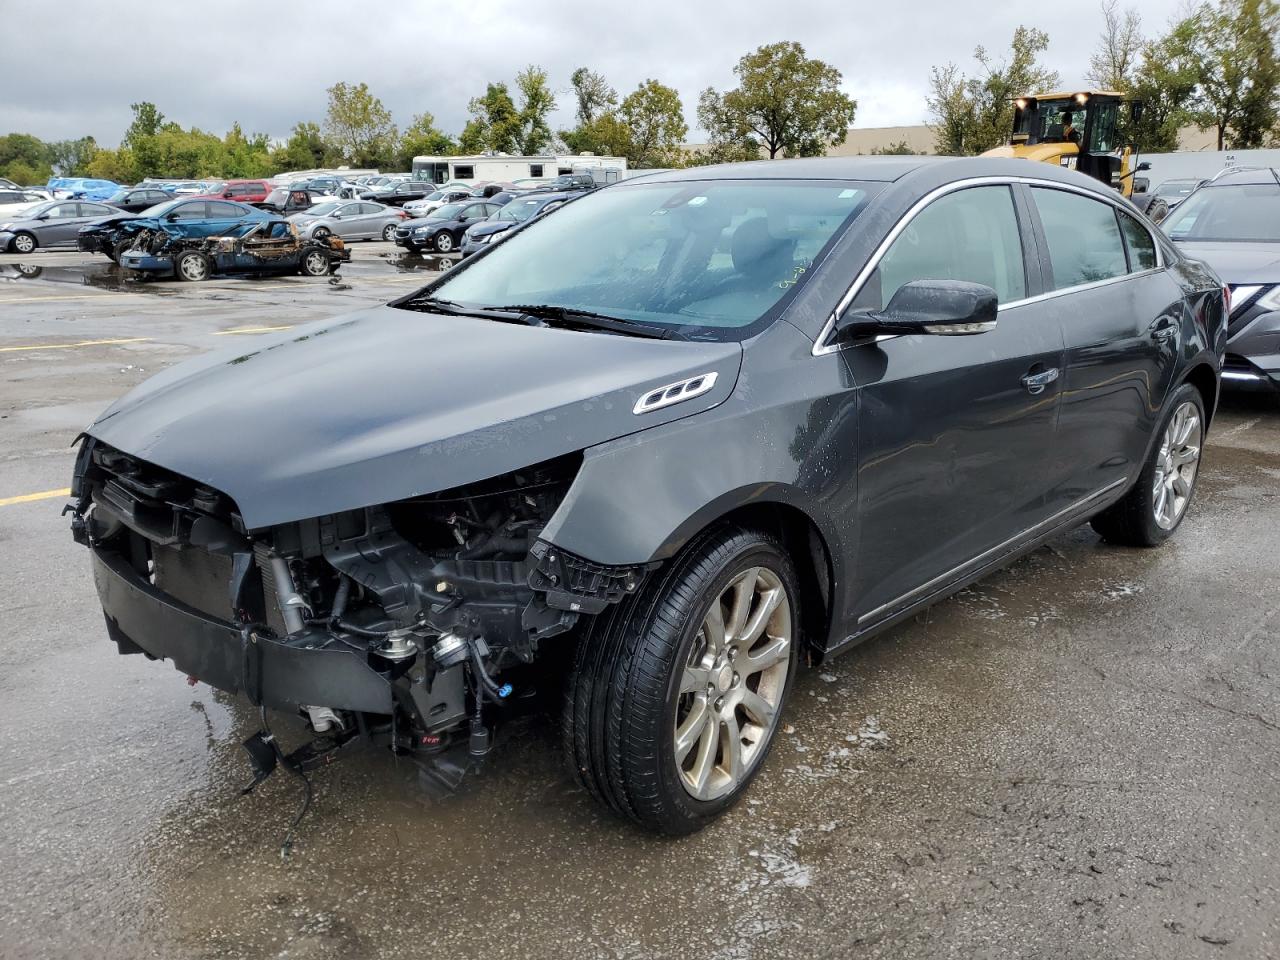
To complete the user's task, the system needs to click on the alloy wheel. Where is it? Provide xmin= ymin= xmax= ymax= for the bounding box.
xmin=13 ymin=233 xmax=35 ymax=254
xmin=303 ymin=251 xmax=329 ymax=276
xmin=382 ymin=224 xmax=396 ymax=241
xmin=178 ymin=254 xmax=208 ymax=282
xmin=1153 ymin=400 xmax=1202 ymax=529
xmin=674 ymin=566 xmax=791 ymax=801
xmin=435 ymin=233 xmax=453 ymax=253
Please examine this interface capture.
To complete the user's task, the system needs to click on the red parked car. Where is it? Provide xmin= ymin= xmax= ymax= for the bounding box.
xmin=192 ymin=180 xmax=273 ymax=203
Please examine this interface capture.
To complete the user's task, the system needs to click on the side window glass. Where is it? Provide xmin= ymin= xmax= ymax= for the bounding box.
xmin=1117 ymin=211 xmax=1157 ymax=272
xmin=172 ymin=202 xmax=207 ymax=220
xmin=853 ymin=185 xmax=1026 ymax=312
xmin=1031 ymin=187 xmax=1127 ymax=289
xmin=207 ymin=201 xmax=243 ymax=218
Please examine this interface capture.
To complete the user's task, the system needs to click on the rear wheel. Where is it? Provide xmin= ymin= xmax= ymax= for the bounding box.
xmin=312 ymin=226 xmax=331 ymax=240
xmin=300 ymin=249 xmax=330 ymax=277
xmin=564 ymin=526 xmax=799 ymax=834
xmin=1091 ymin=383 xmax=1205 ymax=546
xmin=175 ymin=250 xmax=210 ymax=282
xmin=381 ymin=223 xmax=396 ymax=241
xmin=434 ymin=232 xmax=454 ymax=253
xmin=11 ymin=231 xmax=36 ymax=254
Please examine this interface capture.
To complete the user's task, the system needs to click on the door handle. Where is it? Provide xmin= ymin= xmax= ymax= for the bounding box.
xmin=1021 ymin=367 xmax=1059 ymax=395
xmin=1149 ymin=316 xmax=1177 ymax=342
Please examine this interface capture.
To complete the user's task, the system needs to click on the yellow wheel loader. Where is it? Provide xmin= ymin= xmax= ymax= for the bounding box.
xmin=982 ymin=90 xmax=1167 ymax=221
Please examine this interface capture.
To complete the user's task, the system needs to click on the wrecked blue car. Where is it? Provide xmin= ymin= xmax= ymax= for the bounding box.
xmin=118 ymin=219 xmax=349 ymax=281
xmin=78 ymin=197 xmax=271 ymax=261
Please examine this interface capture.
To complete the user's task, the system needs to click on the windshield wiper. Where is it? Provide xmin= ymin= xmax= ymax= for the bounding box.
xmin=491 ymin=304 xmax=683 ymax=340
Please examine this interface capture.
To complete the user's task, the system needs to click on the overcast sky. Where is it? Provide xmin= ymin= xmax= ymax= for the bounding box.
xmin=1 ymin=0 xmax=1194 ymax=147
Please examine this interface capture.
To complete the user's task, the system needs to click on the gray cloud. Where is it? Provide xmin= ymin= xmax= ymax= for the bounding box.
xmin=1 ymin=0 xmax=1191 ymax=146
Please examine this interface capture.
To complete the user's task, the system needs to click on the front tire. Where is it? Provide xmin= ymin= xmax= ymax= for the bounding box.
xmin=434 ymin=232 xmax=454 ymax=253
xmin=175 ymin=250 xmax=210 ymax=282
xmin=300 ymin=249 xmax=330 ymax=276
xmin=564 ymin=526 xmax=799 ymax=834
xmin=1091 ymin=383 xmax=1206 ymax=546
xmin=11 ymin=231 xmax=36 ymax=254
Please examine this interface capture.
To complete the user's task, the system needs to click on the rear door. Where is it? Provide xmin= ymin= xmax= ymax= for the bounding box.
xmin=1024 ymin=185 xmax=1182 ymax=503
xmin=202 ymin=201 xmax=252 ymax=237
xmin=843 ymin=182 xmax=1066 ymax=625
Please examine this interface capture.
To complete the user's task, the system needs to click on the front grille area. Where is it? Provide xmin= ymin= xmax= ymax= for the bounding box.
xmin=153 ymin=543 xmax=234 ymax=620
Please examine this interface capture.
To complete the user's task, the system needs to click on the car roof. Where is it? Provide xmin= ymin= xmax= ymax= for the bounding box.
xmin=1204 ymin=167 xmax=1280 ymax=187
xmin=623 ymin=155 xmax=1131 ymax=196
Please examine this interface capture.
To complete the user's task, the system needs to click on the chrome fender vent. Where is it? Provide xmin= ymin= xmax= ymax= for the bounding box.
xmin=633 ymin=372 xmax=719 ymax=415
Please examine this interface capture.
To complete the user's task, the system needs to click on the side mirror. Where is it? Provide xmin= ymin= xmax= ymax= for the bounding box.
xmin=223 ymin=190 xmax=235 ymax=198
xmin=1136 ymin=161 xmax=1151 ymax=172
xmin=834 ymin=279 xmax=999 ymax=342
xmin=165 ymin=212 xmax=180 ymax=221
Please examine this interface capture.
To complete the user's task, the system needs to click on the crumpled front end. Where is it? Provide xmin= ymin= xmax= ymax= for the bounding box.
xmin=69 ymin=437 xmax=648 ymax=750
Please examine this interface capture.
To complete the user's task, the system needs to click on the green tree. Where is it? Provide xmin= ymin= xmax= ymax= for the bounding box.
xmin=570 ymin=67 xmax=617 ymax=125
xmin=0 ymin=133 xmax=53 ymax=183
xmin=561 ymin=111 xmax=633 ymax=158
xmin=870 ymin=139 xmax=919 ymax=155
xmin=698 ymin=42 xmax=856 ymax=159
xmin=1196 ymin=0 xmax=1280 ymax=148
xmin=323 ymin=82 xmax=397 ymax=166
xmin=515 ymin=65 xmax=557 ymax=154
xmin=1128 ymin=17 xmax=1205 ymax=152
xmin=395 ymin=112 xmax=457 ymax=169
xmin=695 ymin=88 xmax=762 ymax=163
xmin=84 ymin=147 xmax=139 ymax=183
xmin=462 ymin=82 xmax=522 ymax=153
xmin=927 ymin=27 xmax=1060 ymax=155
xmin=48 ymin=136 xmax=98 ymax=176
xmin=269 ymin=121 xmax=332 ymax=173
xmin=123 ymin=102 xmax=165 ymax=149
xmin=618 ymin=79 xmax=688 ymax=167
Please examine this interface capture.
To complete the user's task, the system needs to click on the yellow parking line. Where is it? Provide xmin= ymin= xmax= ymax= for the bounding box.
xmin=0 ymin=337 xmax=151 ymax=353
xmin=0 ymin=294 xmax=138 ymax=303
xmin=0 ymin=487 xmax=70 ymax=507
xmin=212 ymin=325 xmax=294 ymax=336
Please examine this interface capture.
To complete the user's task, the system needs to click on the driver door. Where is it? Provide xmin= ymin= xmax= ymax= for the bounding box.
xmin=843 ymin=183 xmax=1067 ymax=625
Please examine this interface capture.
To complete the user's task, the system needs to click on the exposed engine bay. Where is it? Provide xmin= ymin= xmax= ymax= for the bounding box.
xmin=68 ymin=438 xmax=650 ymax=822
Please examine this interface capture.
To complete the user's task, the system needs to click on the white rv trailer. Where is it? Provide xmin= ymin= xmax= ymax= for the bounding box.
xmin=411 ymin=153 xmax=627 ymax=186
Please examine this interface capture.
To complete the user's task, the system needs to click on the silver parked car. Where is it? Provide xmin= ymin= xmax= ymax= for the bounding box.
xmin=287 ymin=200 xmax=405 ymax=242
xmin=0 ymin=199 xmax=119 ymax=253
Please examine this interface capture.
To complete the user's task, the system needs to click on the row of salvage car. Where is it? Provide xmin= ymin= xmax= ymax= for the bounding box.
xmin=0 ymin=179 xmax=586 ymax=282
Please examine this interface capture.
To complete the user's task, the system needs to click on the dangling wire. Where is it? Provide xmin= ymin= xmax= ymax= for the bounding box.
xmin=259 ymin=705 xmax=314 ymax=859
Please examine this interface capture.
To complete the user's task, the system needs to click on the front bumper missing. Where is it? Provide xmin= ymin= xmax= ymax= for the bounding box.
xmin=91 ymin=544 xmax=393 ymax=714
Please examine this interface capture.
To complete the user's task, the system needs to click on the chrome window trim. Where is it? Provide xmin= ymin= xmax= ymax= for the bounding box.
xmin=812 ymin=175 xmax=1166 ymax=357
xmin=854 ymin=476 xmax=1128 ymax=626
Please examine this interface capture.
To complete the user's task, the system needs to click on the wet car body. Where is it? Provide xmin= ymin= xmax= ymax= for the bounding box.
xmin=78 ymin=198 xmax=271 ymax=259
xmin=118 ymin=218 xmax=348 ymax=280
xmin=1161 ymin=168 xmax=1280 ymax=391
xmin=287 ymin=200 xmax=407 ymax=242
xmin=393 ymin=200 xmax=502 ymax=253
xmin=103 ymin=186 xmax=176 ymax=213
xmin=70 ymin=157 xmax=1225 ymax=835
xmin=0 ymin=199 xmax=119 ymax=252
xmin=459 ymin=191 xmax=572 ymax=257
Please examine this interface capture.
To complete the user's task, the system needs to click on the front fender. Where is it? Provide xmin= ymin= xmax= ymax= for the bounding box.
xmin=540 ymin=319 xmax=858 ymax=589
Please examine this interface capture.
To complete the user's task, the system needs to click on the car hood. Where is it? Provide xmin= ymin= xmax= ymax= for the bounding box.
xmin=86 ymin=304 xmax=741 ymax=529
xmin=468 ymin=221 xmax=515 ymax=239
xmin=403 ymin=216 xmax=449 ymax=230
xmin=1176 ymin=241 xmax=1280 ymax=284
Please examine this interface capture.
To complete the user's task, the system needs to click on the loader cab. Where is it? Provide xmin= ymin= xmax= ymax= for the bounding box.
xmin=1005 ymin=91 xmax=1141 ymax=193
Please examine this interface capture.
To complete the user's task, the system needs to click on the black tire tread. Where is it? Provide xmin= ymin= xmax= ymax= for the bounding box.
xmin=563 ymin=524 xmax=794 ymax=834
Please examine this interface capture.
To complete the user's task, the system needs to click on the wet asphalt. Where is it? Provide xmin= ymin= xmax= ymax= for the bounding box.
xmin=0 ymin=246 xmax=1277 ymax=960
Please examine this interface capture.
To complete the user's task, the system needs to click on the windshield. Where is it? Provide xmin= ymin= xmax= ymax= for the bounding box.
xmin=107 ymin=189 xmax=130 ymax=202
xmin=1155 ymin=180 xmax=1198 ymax=198
xmin=498 ymin=198 xmax=550 ymax=222
xmin=307 ymin=202 xmax=342 ymax=216
xmin=430 ymin=203 xmax=464 ymax=220
xmin=426 ymin=179 xmax=876 ymax=339
xmin=1163 ymin=184 xmax=1280 ymax=242
xmin=424 ymin=191 xmax=446 ymax=201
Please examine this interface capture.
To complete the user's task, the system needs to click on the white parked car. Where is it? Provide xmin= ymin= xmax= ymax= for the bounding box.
xmin=402 ymin=187 xmax=473 ymax=219
xmin=0 ymin=189 xmax=53 ymax=218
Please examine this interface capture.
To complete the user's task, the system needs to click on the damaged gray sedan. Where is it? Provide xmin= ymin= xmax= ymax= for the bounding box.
xmin=70 ymin=157 xmax=1225 ymax=835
